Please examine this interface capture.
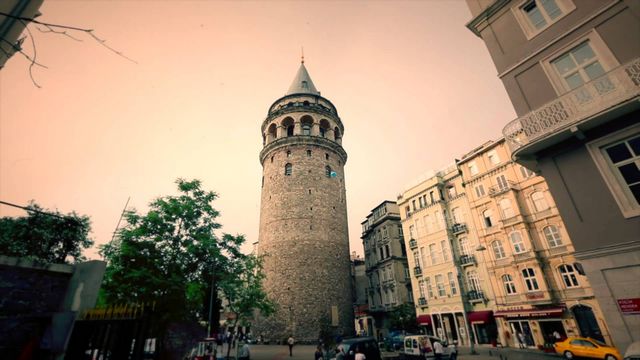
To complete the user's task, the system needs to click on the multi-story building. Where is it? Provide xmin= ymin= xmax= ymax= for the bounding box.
xmin=361 ymin=201 xmax=412 ymax=339
xmin=351 ymin=253 xmax=370 ymax=335
xmin=398 ymin=165 xmax=497 ymax=347
xmin=458 ymin=138 xmax=609 ymax=348
xmin=466 ymin=0 xmax=639 ymax=351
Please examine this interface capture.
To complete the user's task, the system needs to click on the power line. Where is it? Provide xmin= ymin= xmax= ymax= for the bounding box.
xmin=0 ymin=200 xmax=85 ymax=227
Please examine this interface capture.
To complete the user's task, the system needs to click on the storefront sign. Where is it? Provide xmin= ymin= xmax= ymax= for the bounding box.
xmin=525 ymin=292 xmax=545 ymax=300
xmin=617 ymin=298 xmax=640 ymax=314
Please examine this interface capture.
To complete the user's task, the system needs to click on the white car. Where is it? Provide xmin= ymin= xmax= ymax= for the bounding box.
xmin=401 ymin=335 xmax=457 ymax=360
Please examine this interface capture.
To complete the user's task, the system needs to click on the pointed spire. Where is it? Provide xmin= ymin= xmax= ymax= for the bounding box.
xmin=286 ymin=59 xmax=319 ymax=96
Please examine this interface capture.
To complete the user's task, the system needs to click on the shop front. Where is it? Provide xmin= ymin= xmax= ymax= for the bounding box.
xmin=467 ymin=311 xmax=497 ymax=345
xmin=495 ymin=307 xmax=565 ymax=349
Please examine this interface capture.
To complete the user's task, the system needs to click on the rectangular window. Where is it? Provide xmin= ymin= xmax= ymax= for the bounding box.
xmin=520 ymin=165 xmax=535 ymax=179
xmin=434 ymin=211 xmax=443 ymax=230
xmin=435 ymin=275 xmax=446 ymax=297
xmin=448 ymin=272 xmax=457 ymax=295
xmin=421 ymin=247 xmax=429 ymax=268
xmin=447 ymin=186 xmax=457 ymax=199
xmin=488 ymin=150 xmax=500 ymax=165
xmin=413 ymin=251 xmax=421 ymax=268
xmin=418 ymin=280 xmax=426 ymax=298
xmin=441 ymin=240 xmax=450 ymax=262
xmin=522 ymin=268 xmax=540 ymax=291
xmin=429 ymin=243 xmax=438 ymax=265
xmin=514 ymin=0 xmax=574 ymax=39
xmin=588 ymin=126 xmax=640 ymax=218
xmin=475 ymin=184 xmax=486 ymax=198
xmin=425 ymin=277 xmax=434 ymax=298
xmin=552 ymin=41 xmax=606 ymax=91
xmin=469 ymin=161 xmax=479 ymax=176
xmin=496 ymin=174 xmax=509 ymax=191
xmin=423 ymin=215 xmax=431 ymax=234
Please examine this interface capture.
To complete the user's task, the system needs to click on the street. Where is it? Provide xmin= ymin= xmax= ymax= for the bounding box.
xmin=238 ymin=345 xmax=562 ymax=360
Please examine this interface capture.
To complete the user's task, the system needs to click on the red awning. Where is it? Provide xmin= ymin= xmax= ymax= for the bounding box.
xmin=416 ymin=315 xmax=432 ymax=326
xmin=467 ymin=311 xmax=494 ymax=324
xmin=494 ymin=307 xmax=564 ymax=319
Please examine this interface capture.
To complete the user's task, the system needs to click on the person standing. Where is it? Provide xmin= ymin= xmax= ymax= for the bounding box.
xmin=288 ymin=335 xmax=295 ymax=357
xmin=518 ymin=332 xmax=526 ymax=349
xmin=315 ymin=345 xmax=324 ymax=360
xmin=354 ymin=347 xmax=366 ymax=360
xmin=433 ymin=340 xmax=444 ymax=360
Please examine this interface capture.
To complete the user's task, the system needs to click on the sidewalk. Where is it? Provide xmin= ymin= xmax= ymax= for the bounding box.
xmin=382 ymin=346 xmax=562 ymax=360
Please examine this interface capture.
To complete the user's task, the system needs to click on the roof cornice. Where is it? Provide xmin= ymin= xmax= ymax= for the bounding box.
xmin=465 ymin=0 xmax=511 ymax=37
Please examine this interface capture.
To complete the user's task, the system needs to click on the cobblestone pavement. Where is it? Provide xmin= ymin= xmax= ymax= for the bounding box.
xmin=239 ymin=344 xmax=562 ymax=360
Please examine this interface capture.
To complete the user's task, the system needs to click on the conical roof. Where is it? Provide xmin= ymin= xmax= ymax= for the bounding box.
xmin=286 ymin=62 xmax=319 ymax=95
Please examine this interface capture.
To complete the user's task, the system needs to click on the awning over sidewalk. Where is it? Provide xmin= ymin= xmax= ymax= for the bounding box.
xmin=494 ymin=307 xmax=564 ymax=319
xmin=416 ymin=315 xmax=432 ymax=326
xmin=467 ymin=310 xmax=494 ymax=324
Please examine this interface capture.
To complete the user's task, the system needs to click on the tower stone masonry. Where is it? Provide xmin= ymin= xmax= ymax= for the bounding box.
xmin=255 ymin=61 xmax=354 ymax=342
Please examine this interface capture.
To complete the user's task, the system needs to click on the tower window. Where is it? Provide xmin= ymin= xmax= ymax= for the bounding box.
xmin=285 ymin=163 xmax=292 ymax=176
xmin=320 ymin=127 xmax=326 ymax=137
xmin=307 ymin=150 xmax=312 ymax=157
xmin=287 ymin=150 xmax=291 ymax=158
xmin=287 ymin=126 xmax=294 ymax=137
xmin=325 ymin=153 xmax=329 ymax=160
xmin=302 ymin=124 xmax=311 ymax=136
xmin=271 ymin=156 xmax=274 ymax=163
xmin=326 ymin=166 xmax=332 ymax=178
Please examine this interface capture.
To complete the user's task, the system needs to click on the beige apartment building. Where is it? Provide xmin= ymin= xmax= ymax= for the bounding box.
xmin=361 ymin=201 xmax=413 ymax=339
xmin=398 ymin=165 xmax=497 ymax=347
xmin=466 ymin=0 xmax=639 ymax=351
xmin=458 ymin=138 xmax=610 ymax=348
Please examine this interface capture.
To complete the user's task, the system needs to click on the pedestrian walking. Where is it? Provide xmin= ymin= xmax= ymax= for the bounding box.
xmin=288 ymin=335 xmax=295 ymax=357
xmin=517 ymin=332 xmax=526 ymax=349
xmin=433 ymin=340 xmax=444 ymax=360
xmin=315 ymin=345 xmax=324 ymax=360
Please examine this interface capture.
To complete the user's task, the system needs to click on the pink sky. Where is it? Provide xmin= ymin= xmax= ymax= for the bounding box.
xmin=0 ymin=0 xmax=516 ymax=259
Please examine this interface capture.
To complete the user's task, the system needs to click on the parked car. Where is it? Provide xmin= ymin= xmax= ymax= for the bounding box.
xmin=624 ymin=341 xmax=640 ymax=360
xmin=554 ymin=337 xmax=621 ymax=360
xmin=342 ymin=337 xmax=382 ymax=360
xmin=400 ymin=335 xmax=457 ymax=360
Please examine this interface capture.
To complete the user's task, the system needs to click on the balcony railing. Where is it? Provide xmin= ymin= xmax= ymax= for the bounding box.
xmin=467 ymin=290 xmax=485 ymax=303
xmin=414 ymin=266 xmax=422 ymax=277
xmin=503 ymin=57 xmax=640 ymax=154
xmin=450 ymin=223 xmax=468 ymax=235
xmin=459 ymin=254 xmax=476 ymax=267
xmin=489 ymin=180 xmax=519 ymax=196
xmin=409 ymin=238 xmax=417 ymax=249
xmin=418 ymin=297 xmax=428 ymax=306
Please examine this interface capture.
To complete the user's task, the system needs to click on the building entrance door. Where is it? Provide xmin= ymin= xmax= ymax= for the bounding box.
xmin=572 ymin=305 xmax=604 ymax=343
xmin=509 ymin=320 xmax=535 ymax=347
xmin=538 ymin=320 xmax=566 ymax=344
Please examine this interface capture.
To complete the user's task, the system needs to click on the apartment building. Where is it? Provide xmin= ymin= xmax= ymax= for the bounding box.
xmin=458 ymin=138 xmax=609 ymax=348
xmin=398 ymin=165 xmax=497 ymax=346
xmin=466 ymin=0 xmax=639 ymax=351
xmin=361 ymin=201 xmax=412 ymax=339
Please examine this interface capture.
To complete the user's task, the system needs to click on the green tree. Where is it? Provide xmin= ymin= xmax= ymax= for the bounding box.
xmin=100 ymin=178 xmax=271 ymax=331
xmin=389 ymin=303 xmax=418 ymax=333
xmin=0 ymin=202 xmax=93 ymax=264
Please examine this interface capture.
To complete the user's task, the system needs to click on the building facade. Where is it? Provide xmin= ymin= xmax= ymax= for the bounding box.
xmin=398 ymin=165 xmax=497 ymax=347
xmin=254 ymin=60 xmax=354 ymax=341
xmin=466 ymin=0 xmax=639 ymax=351
xmin=458 ymin=138 xmax=610 ymax=348
xmin=360 ymin=201 xmax=412 ymax=339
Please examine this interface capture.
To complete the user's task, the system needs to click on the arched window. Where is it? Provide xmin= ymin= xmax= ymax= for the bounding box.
xmin=467 ymin=270 xmax=481 ymax=292
xmin=492 ymin=240 xmax=506 ymax=260
xmin=302 ymin=123 xmax=311 ymax=135
xmin=544 ymin=225 xmax=563 ymax=248
xmin=284 ymin=163 xmax=292 ymax=176
xmin=532 ymin=191 xmax=549 ymax=211
xmin=522 ymin=268 xmax=539 ymax=291
xmin=482 ymin=209 xmax=494 ymax=228
xmin=499 ymin=198 xmax=515 ymax=218
xmin=502 ymin=274 xmax=517 ymax=295
xmin=268 ymin=123 xmax=277 ymax=140
xmin=301 ymin=115 xmax=314 ymax=136
xmin=319 ymin=119 xmax=330 ymax=138
xmin=282 ymin=117 xmax=294 ymax=137
xmin=510 ymin=231 xmax=526 ymax=254
xmin=559 ymin=264 xmax=580 ymax=288
xmin=325 ymin=166 xmax=332 ymax=178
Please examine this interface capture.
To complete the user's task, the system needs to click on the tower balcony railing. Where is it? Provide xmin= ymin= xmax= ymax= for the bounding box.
xmin=467 ymin=290 xmax=485 ymax=304
xmin=417 ymin=297 xmax=428 ymax=306
xmin=414 ymin=266 xmax=423 ymax=277
xmin=409 ymin=238 xmax=417 ymax=249
xmin=503 ymin=57 xmax=640 ymax=156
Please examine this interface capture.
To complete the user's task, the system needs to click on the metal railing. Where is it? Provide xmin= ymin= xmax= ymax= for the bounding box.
xmin=450 ymin=223 xmax=468 ymax=234
xmin=503 ymin=57 xmax=640 ymax=154
xmin=467 ymin=290 xmax=485 ymax=302
xmin=489 ymin=180 xmax=519 ymax=196
xmin=414 ymin=266 xmax=422 ymax=277
xmin=418 ymin=297 xmax=428 ymax=306
xmin=409 ymin=239 xmax=417 ymax=249
xmin=459 ymin=254 xmax=476 ymax=267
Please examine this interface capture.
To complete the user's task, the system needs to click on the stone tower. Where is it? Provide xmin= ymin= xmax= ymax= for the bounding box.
xmin=255 ymin=60 xmax=353 ymax=341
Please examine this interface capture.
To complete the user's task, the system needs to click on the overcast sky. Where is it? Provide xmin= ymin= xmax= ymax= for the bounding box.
xmin=0 ymin=0 xmax=516 ymax=259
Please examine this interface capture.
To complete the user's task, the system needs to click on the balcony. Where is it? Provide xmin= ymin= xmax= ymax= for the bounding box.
xmin=513 ymin=250 xmax=536 ymax=263
xmin=459 ymin=254 xmax=476 ymax=267
xmin=414 ymin=266 xmax=422 ymax=277
xmin=503 ymin=58 xmax=640 ymax=157
xmin=467 ymin=290 xmax=485 ymax=304
xmin=489 ymin=180 xmax=519 ymax=196
xmin=450 ymin=223 xmax=468 ymax=235
xmin=418 ymin=297 xmax=428 ymax=306
xmin=409 ymin=238 xmax=417 ymax=249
